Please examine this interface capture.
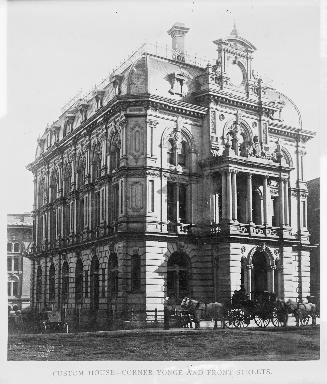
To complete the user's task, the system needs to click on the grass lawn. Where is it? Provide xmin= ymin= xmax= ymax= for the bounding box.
xmin=7 ymin=326 xmax=319 ymax=361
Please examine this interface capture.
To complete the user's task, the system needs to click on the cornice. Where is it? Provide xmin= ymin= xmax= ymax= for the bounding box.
xmin=194 ymin=91 xmax=277 ymax=115
xmin=28 ymin=95 xmax=207 ymax=172
xmin=269 ymin=121 xmax=316 ymax=142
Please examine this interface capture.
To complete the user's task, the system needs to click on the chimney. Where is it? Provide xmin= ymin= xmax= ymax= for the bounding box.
xmin=167 ymin=22 xmax=190 ymax=60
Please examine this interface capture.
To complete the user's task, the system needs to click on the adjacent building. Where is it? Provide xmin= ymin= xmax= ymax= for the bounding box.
xmin=307 ymin=177 xmax=320 ymax=300
xmin=27 ymin=23 xmax=315 ymax=329
xmin=7 ymin=214 xmax=33 ymax=310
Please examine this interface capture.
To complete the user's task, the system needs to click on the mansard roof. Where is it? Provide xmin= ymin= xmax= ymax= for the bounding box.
xmin=31 ymin=24 xmax=314 ymax=164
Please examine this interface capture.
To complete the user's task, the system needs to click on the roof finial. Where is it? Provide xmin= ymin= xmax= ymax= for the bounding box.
xmin=230 ymin=20 xmax=238 ymax=37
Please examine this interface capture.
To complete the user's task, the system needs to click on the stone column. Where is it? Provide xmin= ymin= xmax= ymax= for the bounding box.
xmin=247 ymin=174 xmax=253 ymax=223
xmin=263 ymin=176 xmax=268 ymax=225
xmin=221 ymin=171 xmax=226 ymax=219
xmin=232 ymin=171 xmax=238 ymax=221
xmin=279 ymin=179 xmax=284 ymax=227
xmin=246 ymin=264 xmax=253 ymax=298
xmin=284 ymin=178 xmax=289 ymax=226
xmin=226 ymin=170 xmax=232 ymax=221
xmin=267 ymin=265 xmax=275 ymax=293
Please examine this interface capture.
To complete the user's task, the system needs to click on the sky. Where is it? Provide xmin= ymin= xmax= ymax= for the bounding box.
xmin=0 ymin=0 xmax=321 ymax=214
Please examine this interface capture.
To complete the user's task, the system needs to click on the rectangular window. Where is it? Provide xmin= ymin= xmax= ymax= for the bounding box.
xmin=302 ymin=201 xmax=306 ymax=227
xmin=8 ymin=282 xmax=11 ymax=296
xmin=13 ymin=282 xmax=18 ymax=297
xmin=179 ymin=184 xmax=187 ymax=223
xmin=100 ymin=188 xmax=105 ymax=222
xmin=13 ymin=257 xmax=19 ymax=272
xmin=84 ymin=271 xmax=89 ymax=298
xmin=64 ymin=205 xmax=70 ymax=236
xmin=113 ymin=184 xmax=119 ymax=221
xmin=95 ymin=191 xmax=100 ymax=226
xmin=70 ymin=202 xmax=74 ymax=232
xmin=120 ymin=180 xmax=124 ymax=215
xmin=167 ymin=182 xmax=177 ymax=222
xmin=7 ymin=258 xmax=11 ymax=271
xmin=83 ymin=195 xmax=88 ymax=227
xmin=102 ymin=268 xmax=106 ymax=298
xmin=149 ymin=180 xmax=154 ymax=212
xmin=131 ymin=253 xmax=141 ymax=292
xmin=57 ymin=207 xmax=62 ymax=236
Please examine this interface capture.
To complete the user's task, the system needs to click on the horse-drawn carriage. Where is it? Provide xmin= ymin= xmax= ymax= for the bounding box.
xmin=171 ymin=290 xmax=318 ymax=330
xmin=179 ymin=290 xmax=289 ymax=329
xmin=224 ymin=290 xmax=288 ymax=328
xmin=39 ymin=310 xmax=69 ymax=333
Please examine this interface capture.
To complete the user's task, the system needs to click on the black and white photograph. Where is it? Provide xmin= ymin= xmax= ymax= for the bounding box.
xmin=1 ymin=0 xmax=324 ymax=383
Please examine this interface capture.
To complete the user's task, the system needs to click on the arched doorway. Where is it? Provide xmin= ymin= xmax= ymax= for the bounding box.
xmin=252 ymin=251 xmax=268 ymax=293
xmin=167 ymin=252 xmax=191 ymax=301
xmin=90 ymin=256 xmax=99 ymax=312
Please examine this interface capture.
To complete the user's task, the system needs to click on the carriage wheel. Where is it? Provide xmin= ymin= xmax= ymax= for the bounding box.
xmin=254 ymin=315 xmax=270 ymax=328
xmin=272 ymin=310 xmax=288 ymax=327
xmin=300 ymin=314 xmax=310 ymax=326
xmin=233 ymin=309 xmax=249 ymax=328
xmin=224 ymin=309 xmax=235 ymax=328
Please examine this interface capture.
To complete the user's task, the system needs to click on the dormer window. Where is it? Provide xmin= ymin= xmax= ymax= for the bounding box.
xmin=64 ymin=112 xmax=76 ymax=136
xmin=168 ymin=72 xmax=187 ymax=96
xmin=95 ymin=90 xmax=105 ymax=109
xmin=112 ymin=75 xmax=123 ymax=96
xmin=46 ymin=132 xmax=52 ymax=148
xmin=38 ymin=138 xmax=45 ymax=154
xmin=79 ymin=103 xmax=88 ymax=121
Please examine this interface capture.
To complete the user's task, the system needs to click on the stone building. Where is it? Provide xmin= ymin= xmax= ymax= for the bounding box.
xmin=27 ymin=23 xmax=315 ymax=328
xmin=7 ymin=214 xmax=33 ymax=310
xmin=307 ymin=177 xmax=320 ymax=300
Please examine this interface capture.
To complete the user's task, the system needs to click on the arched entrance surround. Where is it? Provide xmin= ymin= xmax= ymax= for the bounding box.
xmin=167 ymin=252 xmax=191 ymax=301
xmin=244 ymin=246 xmax=276 ymax=298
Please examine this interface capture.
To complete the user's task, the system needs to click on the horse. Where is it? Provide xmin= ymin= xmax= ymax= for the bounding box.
xmin=284 ymin=299 xmax=317 ymax=326
xmin=180 ymin=297 xmax=225 ymax=329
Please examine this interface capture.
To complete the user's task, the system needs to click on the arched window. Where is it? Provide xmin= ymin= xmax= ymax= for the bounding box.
xmin=167 ymin=139 xmax=175 ymax=165
xmin=108 ymin=253 xmax=118 ymax=297
xmin=252 ymin=251 xmax=268 ymax=294
xmin=50 ymin=171 xmax=58 ymax=202
xmin=63 ymin=163 xmax=72 ymax=196
xmin=110 ymin=135 xmax=120 ymax=172
xmin=61 ymin=261 xmax=69 ymax=303
xmin=36 ymin=266 xmax=42 ymax=302
xmin=90 ymin=256 xmax=99 ymax=310
xmin=177 ymin=141 xmax=188 ymax=167
xmin=7 ymin=242 xmax=13 ymax=252
xmin=38 ymin=177 xmax=46 ymax=208
xmin=77 ymin=157 xmax=85 ymax=189
xmin=13 ymin=242 xmax=20 ymax=253
xmin=49 ymin=264 xmax=55 ymax=301
xmin=167 ymin=252 xmax=191 ymax=300
xmin=92 ymin=149 xmax=101 ymax=182
xmin=75 ymin=258 xmax=84 ymax=303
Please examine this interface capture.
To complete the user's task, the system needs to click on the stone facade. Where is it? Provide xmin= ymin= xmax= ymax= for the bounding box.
xmin=27 ymin=23 xmax=315 ymax=329
xmin=7 ymin=214 xmax=33 ymax=310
